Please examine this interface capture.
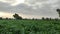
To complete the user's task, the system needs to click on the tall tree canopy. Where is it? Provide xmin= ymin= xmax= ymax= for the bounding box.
xmin=13 ymin=13 xmax=22 ymax=19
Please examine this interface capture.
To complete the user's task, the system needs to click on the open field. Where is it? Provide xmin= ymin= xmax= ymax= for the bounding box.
xmin=0 ymin=20 xmax=60 ymax=34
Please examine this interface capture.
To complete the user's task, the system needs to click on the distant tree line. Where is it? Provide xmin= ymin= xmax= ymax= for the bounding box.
xmin=0 ymin=8 xmax=60 ymax=20
xmin=42 ymin=17 xmax=59 ymax=21
xmin=12 ymin=8 xmax=60 ymax=20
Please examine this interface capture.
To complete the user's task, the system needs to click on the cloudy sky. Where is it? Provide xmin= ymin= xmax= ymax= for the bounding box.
xmin=0 ymin=0 xmax=60 ymax=18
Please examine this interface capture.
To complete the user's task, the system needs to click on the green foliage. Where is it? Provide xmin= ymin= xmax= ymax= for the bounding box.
xmin=0 ymin=20 xmax=60 ymax=34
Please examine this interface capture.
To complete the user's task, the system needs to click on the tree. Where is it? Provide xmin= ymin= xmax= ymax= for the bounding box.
xmin=5 ymin=18 xmax=9 ymax=20
xmin=13 ymin=13 xmax=22 ymax=19
xmin=0 ymin=17 xmax=2 ymax=20
xmin=42 ymin=17 xmax=45 ymax=20
xmin=45 ymin=18 xmax=50 ymax=20
xmin=56 ymin=9 xmax=60 ymax=17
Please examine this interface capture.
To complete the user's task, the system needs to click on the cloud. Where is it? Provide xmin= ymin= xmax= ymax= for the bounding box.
xmin=0 ymin=0 xmax=59 ymax=18
xmin=0 ymin=0 xmax=16 ymax=4
xmin=0 ymin=2 xmax=11 ymax=11
xmin=0 ymin=0 xmax=25 ymax=6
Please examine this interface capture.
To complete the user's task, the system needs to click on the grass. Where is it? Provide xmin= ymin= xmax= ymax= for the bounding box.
xmin=0 ymin=19 xmax=60 ymax=34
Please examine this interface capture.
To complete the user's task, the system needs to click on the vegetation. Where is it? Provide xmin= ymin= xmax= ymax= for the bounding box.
xmin=0 ymin=9 xmax=60 ymax=34
xmin=0 ymin=19 xmax=60 ymax=34
xmin=13 ymin=13 xmax=22 ymax=20
xmin=0 ymin=17 xmax=3 ymax=20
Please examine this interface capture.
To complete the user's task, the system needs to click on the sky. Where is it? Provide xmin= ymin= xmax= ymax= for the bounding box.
xmin=0 ymin=0 xmax=60 ymax=19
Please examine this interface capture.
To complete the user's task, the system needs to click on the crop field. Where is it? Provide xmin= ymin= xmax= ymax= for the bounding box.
xmin=0 ymin=19 xmax=60 ymax=34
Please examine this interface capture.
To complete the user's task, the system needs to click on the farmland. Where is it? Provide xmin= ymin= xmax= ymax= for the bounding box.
xmin=0 ymin=19 xmax=60 ymax=34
